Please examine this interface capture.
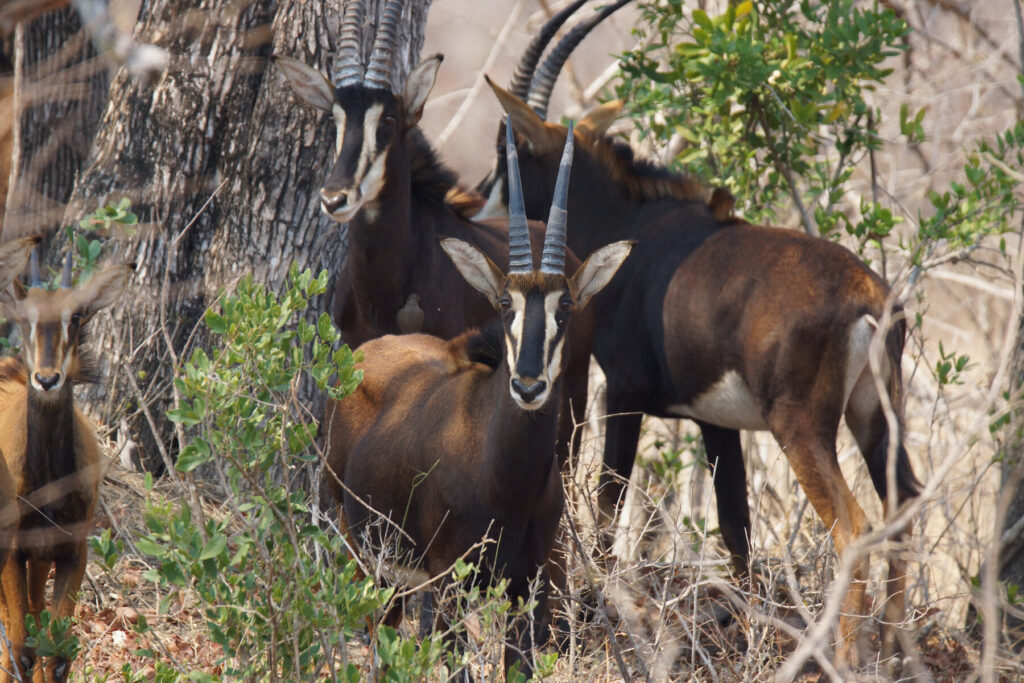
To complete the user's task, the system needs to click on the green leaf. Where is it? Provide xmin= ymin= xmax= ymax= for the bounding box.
xmin=198 ymin=534 xmax=227 ymax=561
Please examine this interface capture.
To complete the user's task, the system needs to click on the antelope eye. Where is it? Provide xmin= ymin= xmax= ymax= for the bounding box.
xmin=71 ymin=312 xmax=83 ymax=326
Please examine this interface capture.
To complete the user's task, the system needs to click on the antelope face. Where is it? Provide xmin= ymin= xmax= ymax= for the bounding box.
xmin=319 ymin=88 xmax=400 ymax=222
xmin=441 ymin=238 xmax=632 ymax=411
xmin=275 ymin=54 xmax=443 ymax=224
xmin=0 ymin=262 xmax=131 ymax=401
xmin=499 ymin=274 xmax=575 ymax=409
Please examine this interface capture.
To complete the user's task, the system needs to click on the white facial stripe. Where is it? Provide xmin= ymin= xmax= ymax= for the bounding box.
xmin=542 ymin=291 xmax=563 ymax=385
xmin=471 ymin=178 xmax=508 ymax=221
xmin=26 ymin=305 xmax=38 ymax=373
xmin=506 ymin=291 xmax=525 ymax=373
xmin=332 ymin=103 xmax=346 ymax=158
xmin=360 ymin=147 xmax=388 ymax=207
xmin=356 ymin=104 xmax=383 ymax=187
xmin=60 ymin=310 xmax=73 ymax=381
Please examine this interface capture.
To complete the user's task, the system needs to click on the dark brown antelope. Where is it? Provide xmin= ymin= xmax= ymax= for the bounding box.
xmin=324 ymin=122 xmax=631 ymax=677
xmin=0 ymin=248 xmax=131 ymax=682
xmin=274 ymin=0 xmax=609 ymax=468
xmin=473 ymin=0 xmax=633 ymax=221
xmin=484 ymin=79 xmax=921 ymax=664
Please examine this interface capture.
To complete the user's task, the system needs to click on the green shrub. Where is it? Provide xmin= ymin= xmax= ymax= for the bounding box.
xmin=135 ymin=266 xmax=443 ymax=680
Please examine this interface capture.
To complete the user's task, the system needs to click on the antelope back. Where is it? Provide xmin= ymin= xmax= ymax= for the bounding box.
xmin=0 ymin=252 xmax=131 ymax=399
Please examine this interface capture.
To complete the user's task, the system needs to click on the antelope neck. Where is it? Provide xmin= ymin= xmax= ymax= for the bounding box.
xmin=482 ymin=362 xmax=559 ymax=506
xmin=346 ymin=151 xmax=415 ymax=330
xmin=24 ymin=383 xmax=78 ymax=510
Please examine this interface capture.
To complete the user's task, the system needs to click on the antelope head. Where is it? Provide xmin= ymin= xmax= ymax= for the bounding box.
xmin=442 ymin=119 xmax=632 ymax=410
xmin=275 ymin=0 xmax=442 ymax=223
xmin=0 ymin=248 xmax=131 ymax=401
xmin=474 ymin=0 xmax=632 ymax=219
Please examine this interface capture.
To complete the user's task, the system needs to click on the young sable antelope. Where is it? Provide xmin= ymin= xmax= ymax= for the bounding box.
xmin=0 ymin=249 xmax=131 ymax=682
xmin=0 ymin=236 xmax=42 ymax=559
xmin=324 ymin=122 xmax=632 ymax=678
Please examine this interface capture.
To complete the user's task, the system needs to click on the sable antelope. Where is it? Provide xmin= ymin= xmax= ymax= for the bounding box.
xmin=274 ymin=0 xmax=606 ymax=467
xmin=474 ymin=0 xmax=633 ymax=221
xmin=0 ymin=248 xmax=131 ymax=682
xmin=483 ymin=76 xmax=921 ymax=663
xmin=0 ymin=237 xmax=41 ymax=559
xmin=324 ymin=121 xmax=632 ymax=677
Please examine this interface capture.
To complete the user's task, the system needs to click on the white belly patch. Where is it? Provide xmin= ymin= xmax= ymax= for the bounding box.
xmin=668 ymin=370 xmax=768 ymax=430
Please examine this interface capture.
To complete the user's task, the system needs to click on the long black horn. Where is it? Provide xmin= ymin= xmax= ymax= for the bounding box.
xmin=528 ymin=0 xmax=633 ymax=119
xmin=506 ymin=117 xmax=533 ymax=274
xmin=61 ymin=251 xmax=72 ymax=289
xmin=509 ymin=0 xmax=589 ymax=99
xmin=29 ymin=249 xmax=41 ymax=288
xmin=541 ymin=122 xmax=573 ymax=275
xmin=334 ymin=0 xmax=366 ymax=87
xmin=364 ymin=0 xmax=405 ymax=91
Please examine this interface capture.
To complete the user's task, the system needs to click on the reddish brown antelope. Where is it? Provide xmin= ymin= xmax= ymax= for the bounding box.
xmin=0 ymin=249 xmax=131 ymax=682
xmin=0 ymin=236 xmax=41 ymax=566
xmin=483 ymin=79 xmax=921 ymax=664
xmin=273 ymin=0 xmax=606 ymax=468
xmin=324 ymin=121 xmax=632 ymax=677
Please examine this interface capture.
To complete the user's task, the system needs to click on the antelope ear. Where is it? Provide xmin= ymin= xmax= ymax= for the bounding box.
xmin=485 ymin=76 xmax=562 ymax=154
xmin=569 ymin=240 xmax=633 ymax=309
xmin=274 ymin=55 xmax=335 ymax=113
xmin=404 ymin=54 xmax=443 ymax=125
xmin=439 ymin=238 xmax=505 ymax=307
xmin=0 ymin=236 xmax=40 ymax=292
xmin=577 ymin=99 xmax=623 ymax=137
xmin=78 ymin=264 xmax=134 ymax=314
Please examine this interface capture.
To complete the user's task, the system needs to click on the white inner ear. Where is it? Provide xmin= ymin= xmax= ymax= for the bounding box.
xmin=439 ymin=239 xmax=502 ymax=306
xmin=403 ymin=55 xmax=442 ymax=123
xmin=276 ymin=56 xmax=335 ymax=112
xmin=572 ymin=240 xmax=633 ymax=307
xmin=81 ymin=267 xmax=131 ymax=312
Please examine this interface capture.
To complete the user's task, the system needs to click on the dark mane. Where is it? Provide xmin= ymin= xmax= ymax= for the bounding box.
xmin=579 ymin=129 xmax=707 ymax=204
xmin=445 ymin=319 xmax=504 ymax=373
xmin=464 ymin=319 xmax=503 ymax=369
xmin=0 ymin=356 xmax=25 ymax=385
xmin=407 ymin=127 xmax=461 ymax=208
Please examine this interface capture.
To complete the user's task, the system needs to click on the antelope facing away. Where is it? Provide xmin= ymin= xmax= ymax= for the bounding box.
xmin=323 ymin=121 xmax=632 ymax=678
xmin=484 ymin=80 xmax=921 ymax=665
xmin=0 ymin=248 xmax=131 ymax=682
xmin=274 ymin=0 xmax=608 ymax=468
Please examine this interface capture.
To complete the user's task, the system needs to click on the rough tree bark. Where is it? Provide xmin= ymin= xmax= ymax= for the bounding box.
xmin=2 ymin=7 xmax=107 ymax=242
xmin=61 ymin=0 xmax=431 ymax=472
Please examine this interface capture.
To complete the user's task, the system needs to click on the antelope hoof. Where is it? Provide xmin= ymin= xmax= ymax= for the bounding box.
xmin=18 ymin=651 xmax=34 ymax=676
xmin=53 ymin=656 xmax=70 ymax=681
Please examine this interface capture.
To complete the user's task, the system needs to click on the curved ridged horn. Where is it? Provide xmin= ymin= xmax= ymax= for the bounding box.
xmin=506 ymin=117 xmax=533 ymax=274
xmin=508 ymin=0 xmax=589 ymax=99
xmin=364 ymin=0 xmax=405 ymax=91
xmin=29 ymin=249 xmax=41 ymax=287
xmin=61 ymin=251 xmax=72 ymax=288
xmin=527 ymin=0 xmax=633 ymax=119
xmin=334 ymin=0 xmax=367 ymax=87
xmin=540 ymin=122 xmax=574 ymax=275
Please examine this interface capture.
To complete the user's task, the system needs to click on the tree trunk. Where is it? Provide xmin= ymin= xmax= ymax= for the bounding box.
xmin=998 ymin=318 xmax=1024 ymax=647
xmin=61 ymin=0 xmax=430 ymax=472
xmin=3 ymin=6 xmax=107 ymax=241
